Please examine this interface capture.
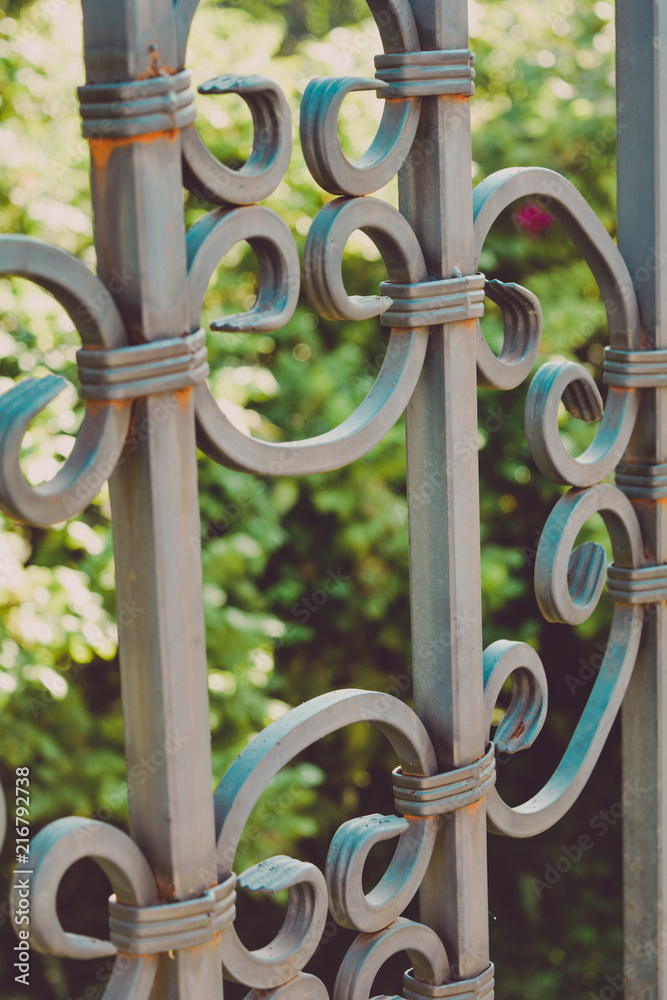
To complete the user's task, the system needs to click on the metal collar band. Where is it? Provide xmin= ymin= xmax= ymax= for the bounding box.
xmin=78 ymin=69 xmax=196 ymax=138
xmin=109 ymin=876 xmax=236 ymax=956
xmin=77 ymin=328 xmax=209 ymax=400
xmin=375 ymin=49 xmax=476 ymax=98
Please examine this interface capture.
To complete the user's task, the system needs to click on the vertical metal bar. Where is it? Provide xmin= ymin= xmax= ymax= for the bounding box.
xmin=81 ymin=2 xmax=222 ymax=997
xmin=617 ymin=4 xmax=667 ymax=998
xmin=400 ymin=0 xmax=489 ymax=981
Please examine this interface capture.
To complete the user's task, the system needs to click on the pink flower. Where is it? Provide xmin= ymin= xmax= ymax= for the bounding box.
xmin=513 ymin=201 xmax=554 ymax=237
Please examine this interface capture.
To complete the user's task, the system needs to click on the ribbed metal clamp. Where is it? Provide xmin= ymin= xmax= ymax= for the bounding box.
xmin=403 ymin=963 xmax=494 ymax=1000
xmin=109 ymin=875 xmax=236 ymax=955
xmin=607 ymin=564 xmax=667 ymax=605
xmin=616 ymin=460 xmax=667 ymax=500
xmin=78 ymin=69 xmax=196 ymax=139
xmin=603 ymin=347 xmax=667 ymax=388
xmin=77 ymin=328 xmax=209 ymax=401
xmin=380 ymin=272 xmax=485 ymax=329
xmin=374 ymin=49 xmax=476 ymax=98
xmin=393 ymin=744 xmax=495 ymax=817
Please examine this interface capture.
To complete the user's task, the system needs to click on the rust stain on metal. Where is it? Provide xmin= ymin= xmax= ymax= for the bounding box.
xmin=89 ymin=131 xmax=179 ymax=171
xmin=137 ymin=48 xmax=178 ymax=79
xmin=512 ymin=721 xmax=525 ymax=739
xmin=156 ymin=878 xmax=177 ymax=902
xmin=174 ymin=386 xmax=193 ymax=411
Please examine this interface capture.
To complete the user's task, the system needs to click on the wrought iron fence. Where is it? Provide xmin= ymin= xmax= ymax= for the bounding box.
xmin=1 ymin=0 xmax=666 ymax=998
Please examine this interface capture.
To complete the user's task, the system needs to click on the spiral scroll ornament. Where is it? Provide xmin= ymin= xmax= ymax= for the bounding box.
xmin=472 ymin=167 xmax=649 ymax=839
xmin=0 ymin=0 xmax=654 ymax=997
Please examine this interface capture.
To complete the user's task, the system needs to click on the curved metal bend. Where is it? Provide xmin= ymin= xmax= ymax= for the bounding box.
xmin=182 ymin=76 xmax=292 ymax=206
xmin=0 ymin=237 xmax=132 ymax=526
xmin=14 ymin=816 xmax=158 ymax=1000
xmin=243 ymin=973 xmax=331 ymax=1000
xmin=326 ymin=813 xmax=435 ymax=933
xmin=300 ymin=76 xmax=419 ymax=197
xmin=299 ymin=0 xmax=421 ymax=196
xmin=333 ymin=918 xmax=450 ymax=1000
xmin=214 ymin=689 xmax=438 ymax=988
xmin=473 ymin=167 xmax=640 ymax=487
xmin=190 ymin=198 xmax=429 ymax=476
xmin=484 ymin=484 xmax=645 ymax=838
xmin=176 ymin=0 xmax=291 ymax=205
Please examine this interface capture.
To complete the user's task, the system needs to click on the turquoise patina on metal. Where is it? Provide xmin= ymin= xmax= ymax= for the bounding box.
xmin=1 ymin=0 xmax=665 ymax=997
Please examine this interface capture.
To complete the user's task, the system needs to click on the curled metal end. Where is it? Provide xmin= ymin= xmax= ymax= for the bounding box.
xmin=238 ymin=855 xmax=324 ymax=895
xmin=326 ymin=813 xmax=435 ymax=933
xmin=187 ymin=205 xmax=300 ymax=335
xmin=535 ymin=483 xmax=643 ymax=626
xmin=190 ymin=201 xmax=429 ymax=475
xmin=483 ymin=640 xmax=548 ymax=755
xmin=220 ymin=856 xmax=328 ymax=988
xmin=0 ymin=375 xmax=130 ymax=527
xmin=243 ymin=973 xmax=330 ymax=1000
xmin=333 ymin=918 xmax=450 ymax=1000
xmin=561 ymin=374 xmax=604 ymax=423
xmin=183 ymin=74 xmax=292 ymax=206
xmin=303 ymin=197 xmax=426 ymax=322
xmin=486 ymin=486 xmax=645 ymax=839
xmin=525 ymin=359 xmax=628 ymax=488
xmin=198 ymin=74 xmax=278 ymax=97
xmin=568 ymin=540 xmax=607 ymax=610
xmin=13 ymin=816 xmax=158 ymax=1000
xmin=300 ymin=75 xmax=420 ymax=197
xmin=0 ymin=237 xmax=132 ymax=526
xmin=477 ymin=279 xmax=542 ymax=391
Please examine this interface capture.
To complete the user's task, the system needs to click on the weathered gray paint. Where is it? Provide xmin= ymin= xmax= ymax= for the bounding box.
xmin=617 ymin=3 xmax=667 ymax=998
xmin=0 ymin=0 xmax=664 ymax=997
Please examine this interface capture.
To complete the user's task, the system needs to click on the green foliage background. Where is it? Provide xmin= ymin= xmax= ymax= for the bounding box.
xmin=0 ymin=0 xmax=627 ymax=998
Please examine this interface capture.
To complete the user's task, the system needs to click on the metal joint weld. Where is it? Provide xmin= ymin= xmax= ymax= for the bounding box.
xmin=77 ymin=328 xmax=209 ymax=400
xmin=607 ymin=563 xmax=667 ymax=605
xmin=403 ymin=962 xmax=495 ymax=1000
xmin=616 ymin=460 xmax=667 ymax=500
xmin=603 ymin=347 xmax=667 ymax=388
xmin=379 ymin=273 xmax=485 ymax=329
xmin=393 ymin=744 xmax=495 ymax=816
xmin=374 ymin=49 xmax=476 ymax=99
xmin=78 ymin=69 xmax=196 ymax=139
xmin=108 ymin=874 xmax=236 ymax=955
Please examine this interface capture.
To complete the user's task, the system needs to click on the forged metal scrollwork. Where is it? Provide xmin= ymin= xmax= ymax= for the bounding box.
xmin=299 ymin=0 xmax=422 ymax=196
xmin=17 ymin=817 xmax=159 ymax=1000
xmin=182 ymin=76 xmax=292 ymax=207
xmin=326 ymin=814 xmax=433 ymax=933
xmin=0 ymin=237 xmax=132 ymax=527
xmin=214 ymin=689 xmax=441 ymax=989
xmin=187 ymin=205 xmax=300 ymax=334
xmin=473 ymin=166 xmax=641 ymax=488
xmin=332 ymin=917 xmax=450 ymax=1000
xmin=3 ymin=0 xmax=656 ymax=995
xmin=177 ymin=0 xmax=449 ymax=481
xmin=474 ymin=164 xmax=648 ymax=840
xmin=189 ymin=197 xmax=430 ymax=476
xmin=476 ymin=279 xmax=542 ymax=391
xmin=15 ymin=814 xmax=236 ymax=998
xmin=484 ymin=485 xmax=645 ymax=838
xmin=245 ymin=973 xmax=331 ymax=1000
